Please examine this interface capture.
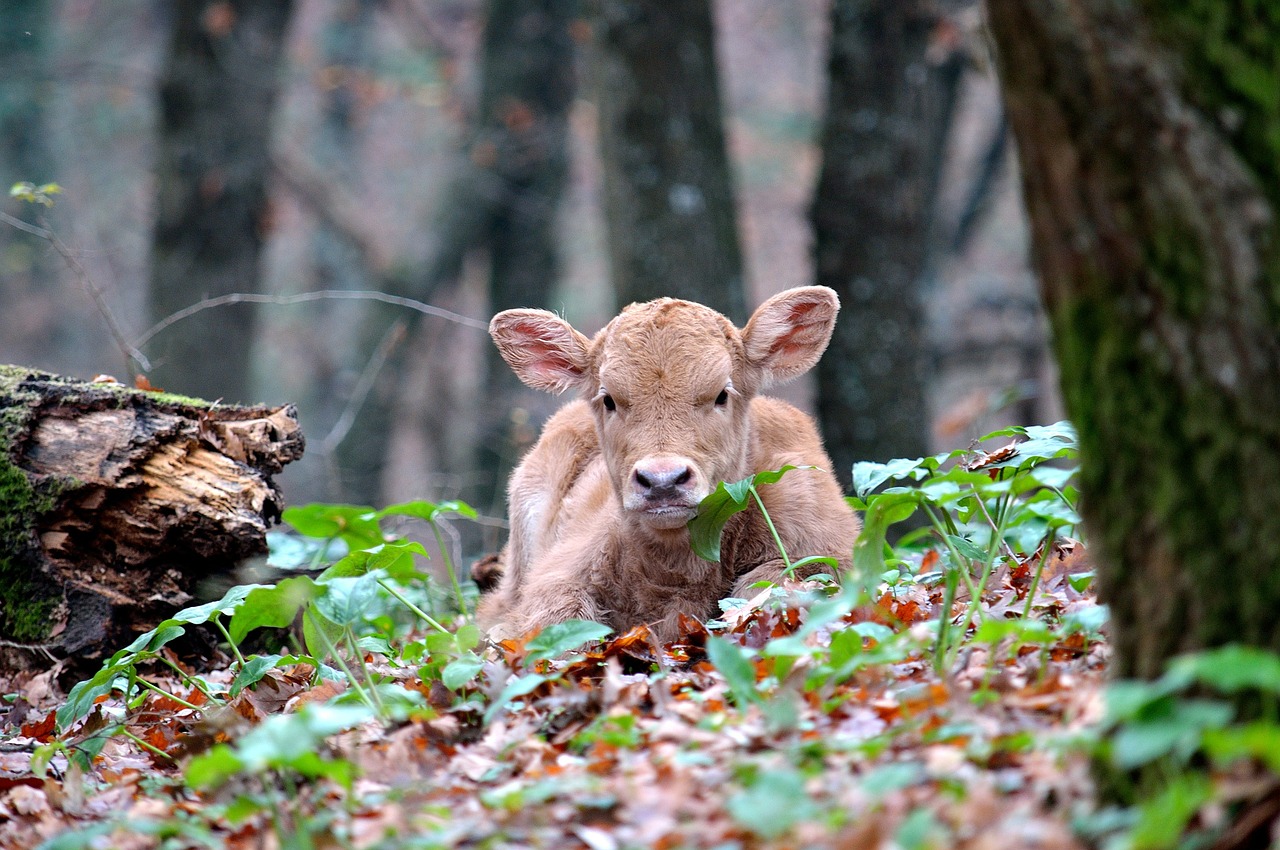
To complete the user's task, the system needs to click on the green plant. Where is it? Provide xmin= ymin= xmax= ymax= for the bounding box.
xmin=1078 ymin=645 xmax=1280 ymax=850
xmin=850 ymin=422 xmax=1081 ymax=670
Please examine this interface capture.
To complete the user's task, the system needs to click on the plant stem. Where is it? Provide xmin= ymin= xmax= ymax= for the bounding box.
xmin=429 ymin=521 xmax=469 ymax=616
xmin=973 ymin=487 xmax=1020 ymax=563
xmin=922 ymin=504 xmax=982 ymax=601
xmin=156 ymin=656 xmax=222 ymax=706
xmin=304 ymin=611 xmax=375 ymax=712
xmin=749 ymin=486 xmax=792 ymax=572
xmin=213 ymin=615 xmax=247 ymax=668
xmin=120 ymin=728 xmax=174 ymax=762
xmin=1020 ymin=529 xmax=1055 ymax=622
xmin=135 ymin=678 xmax=202 ymax=711
xmin=378 ymin=579 xmax=452 ymax=635
xmin=345 ymin=632 xmax=385 ymax=715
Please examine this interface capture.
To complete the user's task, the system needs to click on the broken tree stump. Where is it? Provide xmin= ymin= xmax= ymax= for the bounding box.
xmin=0 ymin=365 xmax=305 ymax=670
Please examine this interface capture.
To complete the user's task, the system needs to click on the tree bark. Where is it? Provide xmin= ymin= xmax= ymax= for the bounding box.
xmin=811 ymin=0 xmax=963 ymax=486
xmin=0 ymin=0 xmax=58 ymax=357
xmin=591 ymin=0 xmax=745 ymax=321
xmin=984 ymin=0 xmax=1280 ymax=679
xmin=0 ymin=366 xmax=304 ymax=671
xmin=331 ymin=0 xmax=576 ymax=509
xmin=147 ymin=0 xmax=295 ymax=403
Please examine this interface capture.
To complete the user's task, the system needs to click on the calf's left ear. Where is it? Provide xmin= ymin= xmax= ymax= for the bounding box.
xmin=742 ymin=286 xmax=840 ymax=387
xmin=490 ymin=309 xmax=592 ymax=394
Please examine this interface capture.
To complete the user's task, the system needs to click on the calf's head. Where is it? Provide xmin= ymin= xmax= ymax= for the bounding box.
xmin=490 ymin=287 xmax=840 ymax=539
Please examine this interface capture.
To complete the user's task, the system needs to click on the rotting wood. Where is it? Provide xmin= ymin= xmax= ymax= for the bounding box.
xmin=0 ymin=365 xmax=304 ymax=671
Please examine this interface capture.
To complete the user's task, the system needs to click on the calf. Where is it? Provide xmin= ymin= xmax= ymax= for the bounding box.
xmin=477 ymin=286 xmax=860 ymax=642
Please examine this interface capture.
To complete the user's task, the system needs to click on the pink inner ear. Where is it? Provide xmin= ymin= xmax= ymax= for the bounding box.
xmin=768 ymin=306 xmax=828 ymax=357
xmin=527 ymin=342 xmax=578 ymax=379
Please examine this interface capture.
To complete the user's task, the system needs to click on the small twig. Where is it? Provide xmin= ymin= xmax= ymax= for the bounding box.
xmin=973 ymin=490 xmax=1020 ymax=563
xmin=0 ymin=209 xmax=49 ymax=238
xmin=2 ymin=209 xmax=150 ymax=374
xmin=134 ymin=289 xmax=489 ymax=351
xmin=320 ymin=320 xmax=408 ymax=455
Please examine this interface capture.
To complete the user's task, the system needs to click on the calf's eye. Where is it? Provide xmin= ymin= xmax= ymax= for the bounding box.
xmin=602 ymin=393 xmax=616 ymax=412
xmin=715 ymin=389 xmax=729 ymax=407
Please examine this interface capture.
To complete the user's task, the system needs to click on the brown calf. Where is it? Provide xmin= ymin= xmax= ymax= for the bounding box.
xmin=477 ymin=286 xmax=860 ymax=642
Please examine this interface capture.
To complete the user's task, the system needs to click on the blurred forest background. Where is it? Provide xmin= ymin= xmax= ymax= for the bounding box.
xmin=0 ymin=0 xmax=1059 ymax=552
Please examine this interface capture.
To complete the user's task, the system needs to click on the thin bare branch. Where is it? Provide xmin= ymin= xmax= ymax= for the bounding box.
xmin=320 ymin=320 xmax=408 ymax=455
xmin=134 ymin=289 xmax=489 ymax=352
xmin=2 ymin=210 xmax=151 ymax=374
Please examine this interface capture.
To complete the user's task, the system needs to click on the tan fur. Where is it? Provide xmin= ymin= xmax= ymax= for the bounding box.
xmin=478 ymin=287 xmax=861 ymax=642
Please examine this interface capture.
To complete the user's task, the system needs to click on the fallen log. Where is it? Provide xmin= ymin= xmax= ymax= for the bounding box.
xmin=0 ymin=366 xmax=305 ymax=670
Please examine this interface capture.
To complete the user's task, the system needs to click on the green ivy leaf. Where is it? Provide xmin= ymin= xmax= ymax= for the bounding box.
xmin=313 ymin=573 xmax=384 ymax=628
xmin=689 ymin=466 xmax=806 ymax=563
xmin=442 ymin=653 xmax=485 ymax=690
xmin=484 ymin=673 xmax=547 ymax=725
xmin=706 ymin=636 xmax=759 ymax=707
xmin=852 ymin=456 xmax=929 ymax=499
xmin=523 ymin=619 xmax=613 ymax=666
xmin=378 ymin=499 xmax=478 ymax=522
xmin=229 ymin=655 xmax=282 ymax=697
xmin=1166 ymin=645 xmax=1280 ymax=694
xmin=851 ymin=491 xmax=919 ymax=576
xmin=727 ymin=769 xmax=816 ymax=839
xmin=283 ymin=503 xmax=383 ymax=549
xmin=228 ymin=576 xmax=320 ymax=644
xmin=56 ymin=668 xmax=122 ymax=733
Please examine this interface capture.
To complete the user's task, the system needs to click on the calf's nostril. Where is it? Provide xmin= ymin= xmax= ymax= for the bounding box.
xmin=634 ymin=463 xmax=694 ymax=495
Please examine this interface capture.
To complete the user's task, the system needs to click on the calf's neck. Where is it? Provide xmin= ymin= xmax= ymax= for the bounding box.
xmin=478 ymin=286 xmax=860 ymax=642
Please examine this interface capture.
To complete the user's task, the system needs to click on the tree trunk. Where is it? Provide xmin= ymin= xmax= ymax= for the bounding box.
xmin=472 ymin=0 xmax=576 ymax=513
xmin=0 ymin=0 xmax=59 ymax=363
xmin=984 ymin=0 xmax=1280 ymax=680
xmin=336 ymin=0 xmax=576 ymax=509
xmin=0 ymin=366 xmax=304 ymax=671
xmin=147 ymin=0 xmax=295 ymax=403
xmin=811 ymin=0 xmax=963 ymax=486
xmin=590 ymin=0 xmax=745 ymax=321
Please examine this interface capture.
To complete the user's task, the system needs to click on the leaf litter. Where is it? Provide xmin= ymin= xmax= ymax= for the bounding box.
xmin=0 ymin=559 xmax=1106 ymax=850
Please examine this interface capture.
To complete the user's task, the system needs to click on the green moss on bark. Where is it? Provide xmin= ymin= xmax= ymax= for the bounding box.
xmin=0 ymin=364 xmax=220 ymax=643
xmin=0 ymin=367 xmax=58 ymax=641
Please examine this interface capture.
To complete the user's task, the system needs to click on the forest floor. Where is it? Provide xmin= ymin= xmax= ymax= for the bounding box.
xmin=0 ymin=543 xmax=1106 ymax=850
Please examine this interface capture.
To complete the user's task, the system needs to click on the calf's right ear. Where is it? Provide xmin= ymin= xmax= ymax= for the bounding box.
xmin=489 ymin=309 xmax=592 ymax=394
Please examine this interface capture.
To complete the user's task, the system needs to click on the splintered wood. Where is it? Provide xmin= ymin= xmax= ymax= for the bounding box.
xmin=0 ymin=366 xmax=304 ymax=671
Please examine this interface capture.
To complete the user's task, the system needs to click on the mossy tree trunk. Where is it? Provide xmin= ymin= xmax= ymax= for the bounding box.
xmin=0 ymin=366 xmax=304 ymax=671
xmin=984 ymin=0 xmax=1280 ymax=679
xmin=147 ymin=0 xmax=296 ymax=403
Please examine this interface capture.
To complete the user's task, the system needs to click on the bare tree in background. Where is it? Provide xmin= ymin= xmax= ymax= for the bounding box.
xmin=0 ymin=0 xmax=58 ymax=358
xmin=339 ymin=0 xmax=576 ymax=507
xmin=811 ymin=0 xmax=965 ymax=486
xmin=985 ymin=0 xmax=1280 ymax=689
xmin=147 ymin=0 xmax=296 ymax=403
xmin=0 ymin=1 xmax=51 ymax=192
xmin=590 ymin=0 xmax=745 ymax=321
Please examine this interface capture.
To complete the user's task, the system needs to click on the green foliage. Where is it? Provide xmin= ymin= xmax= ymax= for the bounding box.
xmin=33 ymin=424 xmax=1106 ymax=846
xmin=9 ymin=181 xmax=62 ymax=206
xmin=689 ymin=464 xmax=807 ymax=563
xmin=522 ymin=619 xmax=612 ymax=666
xmin=727 ymin=767 xmax=818 ymax=839
xmin=1079 ymin=644 xmax=1280 ymax=850
xmin=850 ymin=421 xmax=1081 ymax=670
